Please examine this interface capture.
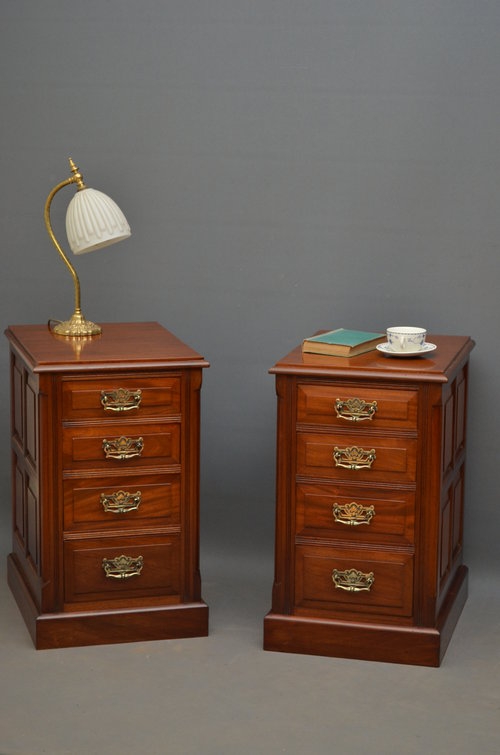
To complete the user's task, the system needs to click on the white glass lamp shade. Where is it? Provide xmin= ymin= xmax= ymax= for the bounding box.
xmin=65 ymin=187 xmax=131 ymax=255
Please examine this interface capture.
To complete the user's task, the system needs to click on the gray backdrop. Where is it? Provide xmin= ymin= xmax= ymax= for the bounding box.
xmin=1 ymin=1 xmax=499 ymax=574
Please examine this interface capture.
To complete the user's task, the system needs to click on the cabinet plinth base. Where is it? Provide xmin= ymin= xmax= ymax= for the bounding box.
xmin=264 ymin=566 xmax=468 ymax=668
xmin=8 ymin=554 xmax=208 ymax=650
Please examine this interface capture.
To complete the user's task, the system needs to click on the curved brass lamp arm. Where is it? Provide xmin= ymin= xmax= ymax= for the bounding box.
xmin=44 ymin=175 xmax=82 ymax=317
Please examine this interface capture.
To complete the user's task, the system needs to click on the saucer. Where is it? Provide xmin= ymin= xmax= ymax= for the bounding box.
xmin=376 ymin=342 xmax=437 ymax=358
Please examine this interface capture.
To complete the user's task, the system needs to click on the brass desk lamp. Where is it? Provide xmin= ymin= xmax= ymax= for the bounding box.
xmin=44 ymin=158 xmax=131 ymax=336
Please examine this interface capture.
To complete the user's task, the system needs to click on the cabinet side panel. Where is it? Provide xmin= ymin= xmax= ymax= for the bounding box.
xmin=270 ymin=375 xmax=296 ymax=615
xmin=442 ymin=392 xmax=454 ymax=479
xmin=9 ymin=353 xmax=43 ymax=608
xmin=25 ymin=378 xmax=38 ymax=466
xmin=26 ymin=481 xmax=39 ymax=568
xmin=437 ymin=365 xmax=468 ymax=614
xmin=440 ymin=486 xmax=452 ymax=585
xmin=14 ymin=465 xmax=24 ymax=538
xmin=12 ymin=359 xmax=23 ymax=444
xmin=181 ymin=368 xmax=204 ymax=601
xmin=454 ymin=370 xmax=466 ymax=459
xmin=452 ymin=469 xmax=465 ymax=563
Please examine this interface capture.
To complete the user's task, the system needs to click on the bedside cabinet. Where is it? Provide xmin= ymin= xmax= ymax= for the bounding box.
xmin=263 ymin=334 xmax=474 ymax=666
xmin=6 ymin=322 xmax=209 ymax=649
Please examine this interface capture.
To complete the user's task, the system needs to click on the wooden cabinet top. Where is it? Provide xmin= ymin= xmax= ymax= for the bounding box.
xmin=271 ymin=334 xmax=474 ymax=383
xmin=5 ymin=322 xmax=209 ymax=373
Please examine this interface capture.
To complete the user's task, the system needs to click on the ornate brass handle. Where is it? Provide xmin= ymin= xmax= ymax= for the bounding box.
xmin=102 ymin=435 xmax=144 ymax=460
xmin=333 ymin=446 xmax=376 ymax=470
xmin=333 ymin=502 xmax=375 ymax=526
xmin=100 ymin=388 xmax=142 ymax=412
xmin=101 ymin=490 xmax=142 ymax=514
xmin=332 ymin=568 xmax=375 ymax=592
xmin=335 ymin=398 xmax=377 ymax=422
xmin=102 ymin=554 xmax=144 ymax=579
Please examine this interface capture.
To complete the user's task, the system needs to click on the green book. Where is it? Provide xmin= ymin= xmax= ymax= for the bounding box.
xmin=302 ymin=328 xmax=385 ymax=357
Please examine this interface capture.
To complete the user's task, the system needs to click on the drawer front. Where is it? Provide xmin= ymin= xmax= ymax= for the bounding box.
xmin=297 ymin=383 xmax=418 ymax=430
xmin=62 ymin=375 xmax=181 ymax=421
xmin=296 ymin=432 xmax=417 ymax=483
xmin=63 ymin=473 xmax=181 ymax=531
xmin=296 ymin=483 xmax=415 ymax=545
xmin=64 ymin=534 xmax=181 ymax=603
xmin=62 ymin=422 xmax=180 ymax=470
xmin=295 ymin=545 xmax=414 ymax=618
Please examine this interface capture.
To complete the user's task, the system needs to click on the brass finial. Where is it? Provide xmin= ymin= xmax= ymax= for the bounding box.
xmin=68 ymin=158 xmax=86 ymax=190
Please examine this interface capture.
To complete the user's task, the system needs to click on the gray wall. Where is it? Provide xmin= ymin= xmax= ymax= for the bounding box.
xmin=1 ymin=2 xmax=499 ymax=571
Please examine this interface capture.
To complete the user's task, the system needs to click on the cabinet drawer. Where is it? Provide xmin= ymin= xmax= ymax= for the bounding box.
xmin=63 ymin=473 xmax=181 ymax=532
xmin=296 ymin=483 xmax=415 ymax=545
xmin=297 ymin=383 xmax=418 ymax=430
xmin=64 ymin=534 xmax=180 ymax=604
xmin=62 ymin=422 xmax=180 ymax=470
xmin=62 ymin=375 xmax=181 ymax=420
xmin=296 ymin=432 xmax=417 ymax=483
xmin=295 ymin=545 xmax=414 ymax=618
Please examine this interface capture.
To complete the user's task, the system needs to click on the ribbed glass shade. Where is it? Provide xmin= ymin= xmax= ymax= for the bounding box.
xmin=65 ymin=187 xmax=131 ymax=255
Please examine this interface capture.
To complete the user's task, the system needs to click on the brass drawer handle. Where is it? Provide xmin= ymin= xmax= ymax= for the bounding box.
xmin=102 ymin=554 xmax=144 ymax=580
xmin=102 ymin=436 xmax=144 ymax=460
xmin=333 ymin=446 xmax=376 ymax=470
xmin=333 ymin=502 xmax=375 ymax=526
xmin=335 ymin=398 xmax=377 ymax=422
xmin=101 ymin=490 xmax=142 ymax=514
xmin=332 ymin=568 xmax=375 ymax=592
xmin=100 ymin=388 xmax=142 ymax=412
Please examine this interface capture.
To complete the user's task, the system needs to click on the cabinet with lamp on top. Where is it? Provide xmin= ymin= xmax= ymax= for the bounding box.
xmin=6 ymin=160 xmax=209 ymax=648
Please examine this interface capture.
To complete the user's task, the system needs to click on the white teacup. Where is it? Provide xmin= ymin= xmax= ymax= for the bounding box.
xmin=386 ymin=326 xmax=427 ymax=352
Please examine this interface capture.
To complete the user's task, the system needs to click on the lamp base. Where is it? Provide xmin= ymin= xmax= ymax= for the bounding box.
xmin=51 ymin=312 xmax=101 ymax=337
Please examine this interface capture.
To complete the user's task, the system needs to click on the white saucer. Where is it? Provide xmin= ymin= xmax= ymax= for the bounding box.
xmin=376 ymin=342 xmax=437 ymax=358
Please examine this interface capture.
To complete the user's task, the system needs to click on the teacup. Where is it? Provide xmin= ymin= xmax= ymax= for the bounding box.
xmin=386 ymin=326 xmax=426 ymax=352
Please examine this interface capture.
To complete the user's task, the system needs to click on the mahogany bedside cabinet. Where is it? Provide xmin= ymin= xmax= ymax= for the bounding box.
xmin=263 ymin=334 xmax=474 ymax=666
xmin=5 ymin=322 xmax=209 ymax=649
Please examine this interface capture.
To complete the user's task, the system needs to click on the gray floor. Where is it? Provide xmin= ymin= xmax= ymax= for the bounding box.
xmin=1 ymin=522 xmax=499 ymax=755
